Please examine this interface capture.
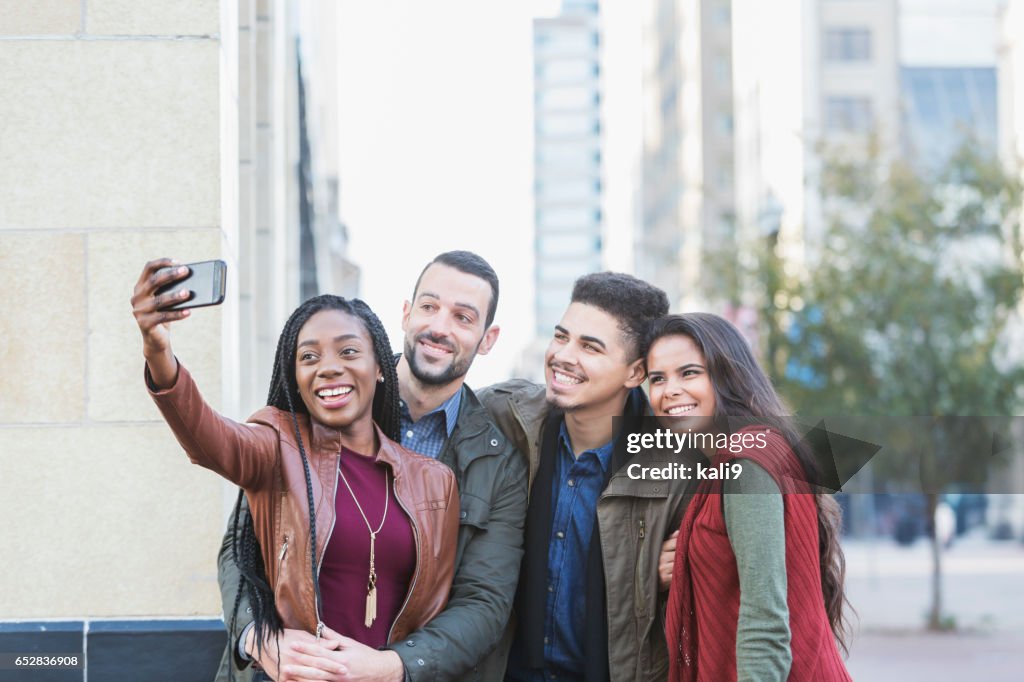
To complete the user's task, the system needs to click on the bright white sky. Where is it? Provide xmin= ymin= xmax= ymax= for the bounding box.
xmin=335 ymin=0 xmax=628 ymax=387
xmin=899 ymin=0 xmax=1000 ymax=66
xmin=337 ymin=1 xmax=540 ymax=387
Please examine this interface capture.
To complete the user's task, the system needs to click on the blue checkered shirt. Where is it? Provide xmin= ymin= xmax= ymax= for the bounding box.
xmin=397 ymin=388 xmax=462 ymax=458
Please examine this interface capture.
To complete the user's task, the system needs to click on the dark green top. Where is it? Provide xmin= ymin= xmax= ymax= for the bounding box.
xmin=723 ymin=460 xmax=793 ymax=681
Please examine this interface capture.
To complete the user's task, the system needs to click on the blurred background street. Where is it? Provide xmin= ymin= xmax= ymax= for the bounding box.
xmin=845 ymin=532 xmax=1024 ymax=680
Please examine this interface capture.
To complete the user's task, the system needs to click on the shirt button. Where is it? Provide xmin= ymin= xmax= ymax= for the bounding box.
xmin=406 ymin=640 xmax=415 ymax=647
xmin=555 ymin=531 xmax=564 ymax=539
xmin=460 ymin=511 xmax=467 ymax=519
xmin=490 ymin=438 xmax=499 ymax=447
xmin=406 ymin=430 xmax=414 ymax=439
xmin=544 ymin=636 xmax=549 ymax=644
xmin=548 ymin=584 xmax=554 ymax=593
xmin=417 ymin=658 xmax=425 ymax=666
xmin=567 ymin=479 xmax=575 ymax=487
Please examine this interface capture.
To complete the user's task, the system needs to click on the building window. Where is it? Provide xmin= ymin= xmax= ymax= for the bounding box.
xmin=825 ymin=96 xmax=873 ymax=132
xmin=536 ymin=142 xmax=601 ymax=169
xmin=537 ymin=206 xmax=600 ymax=230
xmin=534 ymin=29 xmax=599 ymax=55
xmin=536 ymin=59 xmax=598 ymax=83
xmin=824 ymin=28 xmax=872 ymax=62
xmin=536 ymin=113 xmax=600 ymax=137
xmin=537 ymin=86 xmax=600 ymax=111
xmin=717 ymin=113 xmax=734 ymax=134
xmin=713 ymin=1 xmax=730 ymax=26
xmin=537 ymin=233 xmax=601 ymax=257
xmin=537 ymin=178 xmax=601 ymax=203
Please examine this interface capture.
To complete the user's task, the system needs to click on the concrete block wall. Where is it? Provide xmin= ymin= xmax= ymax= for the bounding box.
xmin=0 ymin=1 xmax=233 ymax=627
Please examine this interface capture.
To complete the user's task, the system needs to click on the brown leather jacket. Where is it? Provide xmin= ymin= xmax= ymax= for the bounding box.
xmin=149 ymin=364 xmax=458 ymax=642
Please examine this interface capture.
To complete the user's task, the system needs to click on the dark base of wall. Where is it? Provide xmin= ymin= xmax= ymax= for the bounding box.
xmin=0 ymin=619 xmax=225 ymax=682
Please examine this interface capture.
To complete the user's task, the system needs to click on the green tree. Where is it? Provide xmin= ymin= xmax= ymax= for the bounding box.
xmin=760 ymin=139 xmax=1024 ymax=631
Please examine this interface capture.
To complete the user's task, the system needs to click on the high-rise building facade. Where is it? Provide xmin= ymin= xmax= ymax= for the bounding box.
xmin=901 ymin=0 xmax=1001 ymax=173
xmin=639 ymin=0 xmax=735 ymax=311
xmin=1001 ymin=0 xmax=1024 ymax=174
xmin=533 ymin=0 xmax=604 ymax=337
xmin=732 ymin=0 xmax=900 ymax=271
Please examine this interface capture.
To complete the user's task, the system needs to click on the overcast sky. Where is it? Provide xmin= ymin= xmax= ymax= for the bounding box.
xmin=336 ymin=0 xmax=585 ymax=387
xmin=337 ymin=2 xmax=535 ymax=387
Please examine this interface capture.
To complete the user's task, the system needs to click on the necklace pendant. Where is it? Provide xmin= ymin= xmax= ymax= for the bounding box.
xmin=365 ymin=584 xmax=377 ymax=628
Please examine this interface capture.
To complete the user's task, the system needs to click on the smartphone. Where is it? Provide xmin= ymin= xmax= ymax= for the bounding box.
xmin=155 ymin=259 xmax=227 ymax=310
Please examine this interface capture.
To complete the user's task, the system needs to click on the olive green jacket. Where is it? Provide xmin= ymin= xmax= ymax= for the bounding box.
xmin=215 ymin=384 xmax=528 ymax=682
xmin=476 ymin=379 xmax=699 ymax=682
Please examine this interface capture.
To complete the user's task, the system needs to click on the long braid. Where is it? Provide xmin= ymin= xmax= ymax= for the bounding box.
xmin=228 ymin=323 xmax=296 ymax=669
xmin=282 ymin=382 xmax=324 ymax=629
xmin=228 ymin=294 xmax=400 ymax=666
xmin=350 ymin=299 xmax=401 ymax=441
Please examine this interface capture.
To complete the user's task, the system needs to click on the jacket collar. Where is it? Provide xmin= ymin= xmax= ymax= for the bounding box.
xmin=444 ymin=384 xmax=508 ymax=470
xmin=505 ymin=382 xmax=649 ymax=487
xmin=309 ymin=418 xmax=409 ymax=477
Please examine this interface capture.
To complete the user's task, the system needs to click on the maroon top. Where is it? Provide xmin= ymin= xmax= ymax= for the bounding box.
xmin=320 ymin=447 xmax=416 ymax=647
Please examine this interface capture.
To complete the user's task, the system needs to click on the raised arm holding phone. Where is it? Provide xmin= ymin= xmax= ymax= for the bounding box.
xmin=131 ymin=258 xmax=460 ymax=682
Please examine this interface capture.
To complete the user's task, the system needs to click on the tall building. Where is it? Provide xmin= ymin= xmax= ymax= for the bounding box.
xmin=999 ymin=0 xmax=1024 ymax=172
xmin=638 ymin=0 xmax=735 ymax=311
xmin=731 ymin=0 xmax=900 ymax=272
xmin=1000 ymin=0 xmax=1024 ymax=171
xmin=900 ymin=0 xmax=1001 ymax=173
xmin=995 ymin=0 xmax=1024 ymax=539
xmin=533 ymin=0 xmax=604 ymax=338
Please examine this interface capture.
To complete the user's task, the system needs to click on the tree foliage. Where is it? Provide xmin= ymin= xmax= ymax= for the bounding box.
xmin=755 ymin=138 xmax=1024 ymax=629
xmin=763 ymin=139 xmax=1023 ymax=424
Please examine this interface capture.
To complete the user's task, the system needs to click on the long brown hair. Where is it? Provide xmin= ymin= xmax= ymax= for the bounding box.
xmin=645 ymin=312 xmax=851 ymax=652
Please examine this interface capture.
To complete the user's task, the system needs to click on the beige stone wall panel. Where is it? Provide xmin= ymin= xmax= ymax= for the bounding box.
xmin=0 ymin=0 xmax=81 ymax=35
xmin=86 ymin=0 xmax=219 ymax=37
xmin=0 ymin=233 xmax=86 ymax=423
xmin=0 ymin=40 xmax=219 ymax=229
xmin=88 ymin=229 xmax=223 ymax=422
xmin=0 ymin=424 xmax=225 ymax=617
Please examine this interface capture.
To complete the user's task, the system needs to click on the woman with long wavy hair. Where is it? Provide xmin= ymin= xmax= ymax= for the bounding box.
xmin=646 ymin=313 xmax=851 ymax=682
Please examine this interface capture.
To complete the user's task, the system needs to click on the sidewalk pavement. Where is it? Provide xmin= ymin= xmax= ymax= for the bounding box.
xmin=841 ymin=535 xmax=1024 ymax=680
xmin=846 ymin=631 xmax=1024 ymax=681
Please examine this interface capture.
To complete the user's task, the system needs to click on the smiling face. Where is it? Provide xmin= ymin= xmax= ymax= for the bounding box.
xmin=294 ymin=309 xmax=381 ymax=433
xmin=646 ymin=333 xmax=717 ymax=433
xmin=544 ymin=302 xmax=645 ymax=416
xmin=401 ymin=263 xmax=499 ymax=387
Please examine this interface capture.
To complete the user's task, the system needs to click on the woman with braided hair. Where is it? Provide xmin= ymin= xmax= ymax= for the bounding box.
xmin=132 ymin=259 xmax=458 ymax=681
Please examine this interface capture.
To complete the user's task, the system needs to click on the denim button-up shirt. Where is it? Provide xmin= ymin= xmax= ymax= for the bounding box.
xmin=511 ymin=420 xmax=613 ymax=680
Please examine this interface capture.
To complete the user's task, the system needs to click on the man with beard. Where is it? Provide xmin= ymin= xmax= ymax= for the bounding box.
xmin=216 ymin=251 xmax=528 ymax=682
xmin=479 ymin=272 xmax=699 ymax=681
